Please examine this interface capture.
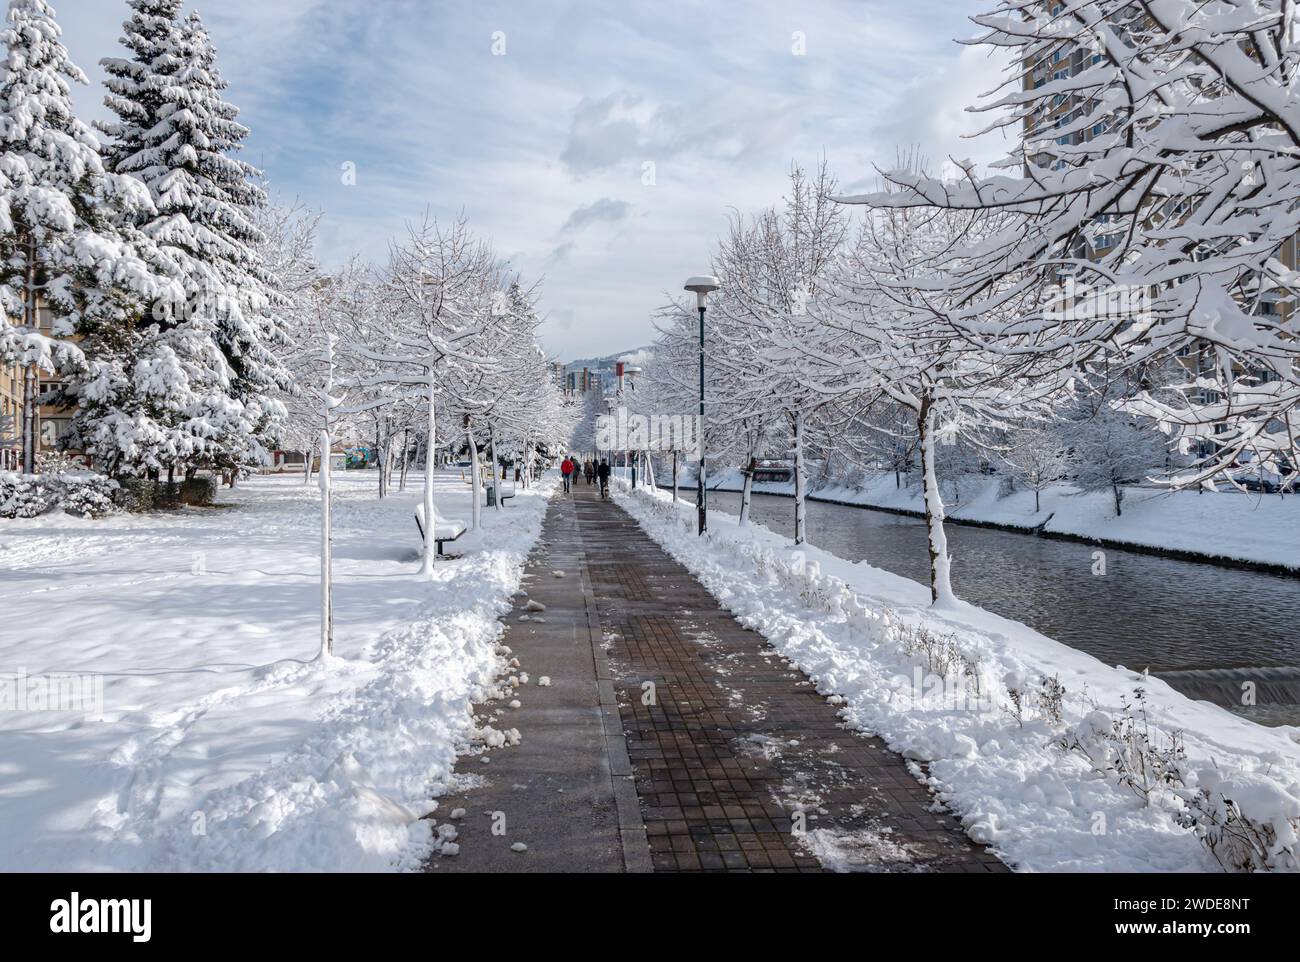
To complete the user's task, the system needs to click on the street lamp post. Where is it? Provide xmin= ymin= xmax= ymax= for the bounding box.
xmin=684 ymin=275 xmax=720 ymax=535
xmin=605 ymin=396 xmax=615 ymax=467
xmin=621 ymin=363 xmax=642 ymax=487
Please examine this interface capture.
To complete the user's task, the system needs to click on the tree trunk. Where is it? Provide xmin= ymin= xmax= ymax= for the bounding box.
xmin=21 ymin=235 xmax=38 ymax=475
xmin=792 ymin=412 xmax=807 ymax=545
xmin=305 ymin=437 xmax=315 ymax=485
xmin=375 ymin=417 xmax=387 ymax=499
xmin=1113 ymin=482 xmax=1123 ymax=517
xmin=419 ymin=370 xmax=438 ymax=576
xmin=319 ymin=428 xmax=333 ymax=658
xmin=21 ymin=372 xmax=37 ymax=476
xmin=399 ymin=428 xmax=410 ymax=491
xmin=918 ymin=394 xmax=955 ymax=606
xmin=739 ymin=452 xmax=757 ymax=526
xmin=672 ymin=451 xmax=679 ymax=502
xmin=467 ymin=422 xmax=482 ymax=530
xmin=489 ymin=423 xmax=501 ymax=512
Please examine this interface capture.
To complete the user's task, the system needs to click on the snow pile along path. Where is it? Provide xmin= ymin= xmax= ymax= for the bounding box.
xmin=617 ymin=484 xmax=1300 ymax=872
xmin=0 ymin=471 xmax=554 ymax=872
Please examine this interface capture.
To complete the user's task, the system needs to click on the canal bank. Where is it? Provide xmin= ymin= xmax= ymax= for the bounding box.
xmin=705 ymin=471 xmax=1300 ymax=577
xmin=704 ymin=489 xmax=1300 ymax=727
xmin=616 ymin=483 xmax=1300 ymax=873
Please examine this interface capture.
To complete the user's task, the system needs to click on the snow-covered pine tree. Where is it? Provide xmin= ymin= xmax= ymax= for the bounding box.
xmin=82 ymin=2 xmax=289 ymax=479
xmin=0 ymin=0 xmax=178 ymax=474
xmin=98 ymin=0 xmax=183 ymax=175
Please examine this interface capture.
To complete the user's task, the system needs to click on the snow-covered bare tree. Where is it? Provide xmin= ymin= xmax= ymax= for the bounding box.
xmin=1004 ymin=423 xmax=1071 ymax=513
xmin=257 ymin=197 xmax=324 ymax=475
xmin=1064 ymin=382 xmax=1165 ymax=517
xmin=845 ymin=0 xmax=1300 ymax=488
xmin=708 ymin=161 xmax=850 ymax=542
xmin=442 ymin=274 xmax=545 ymax=527
xmin=283 ymin=254 xmax=372 ymax=485
xmin=345 ymin=214 xmax=497 ymax=574
xmin=818 ymin=178 xmax=1060 ymax=605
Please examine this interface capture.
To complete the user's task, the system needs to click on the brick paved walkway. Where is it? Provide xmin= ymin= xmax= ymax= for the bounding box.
xmin=423 ymin=493 xmax=647 ymax=873
xmin=430 ymin=482 xmax=1007 ymax=873
xmin=573 ymin=484 xmax=1007 ymax=873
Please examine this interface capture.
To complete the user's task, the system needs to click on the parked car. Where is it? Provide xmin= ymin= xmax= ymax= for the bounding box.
xmin=1230 ymin=468 xmax=1295 ymax=493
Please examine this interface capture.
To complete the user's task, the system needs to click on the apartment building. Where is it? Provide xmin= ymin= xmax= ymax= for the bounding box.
xmin=564 ymin=366 xmax=608 ymax=396
xmin=1023 ymin=20 xmax=1298 ymax=472
xmin=1024 ymin=26 xmax=1299 ymax=341
xmin=1 ymin=302 xmax=78 ymax=472
xmin=0 ymin=355 xmax=21 ymax=471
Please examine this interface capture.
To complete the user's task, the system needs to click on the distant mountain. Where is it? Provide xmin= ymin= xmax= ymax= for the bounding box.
xmin=563 ymin=346 xmax=654 ymax=372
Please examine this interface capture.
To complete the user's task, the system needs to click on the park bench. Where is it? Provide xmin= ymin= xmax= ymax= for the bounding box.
xmin=487 ymin=482 xmax=516 ymax=507
xmin=414 ymin=504 xmax=468 ymax=556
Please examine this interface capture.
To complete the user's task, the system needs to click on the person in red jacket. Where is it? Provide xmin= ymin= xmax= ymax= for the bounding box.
xmin=560 ymin=456 xmax=574 ymax=493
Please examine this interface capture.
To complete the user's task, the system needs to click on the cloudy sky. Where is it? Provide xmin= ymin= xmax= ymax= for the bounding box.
xmin=54 ymin=0 xmax=1014 ymax=360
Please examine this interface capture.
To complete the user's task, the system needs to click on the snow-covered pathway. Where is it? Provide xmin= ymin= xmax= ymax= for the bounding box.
xmin=0 ymin=470 xmax=552 ymax=871
xmin=574 ymin=486 xmax=1005 ymax=873
xmin=616 ymin=483 xmax=1300 ymax=872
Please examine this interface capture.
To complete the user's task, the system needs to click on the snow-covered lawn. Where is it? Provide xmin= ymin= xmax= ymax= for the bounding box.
xmin=0 ymin=470 xmax=551 ymax=872
xmin=710 ymin=469 xmax=1300 ymax=570
xmin=618 ymin=483 xmax=1300 ymax=872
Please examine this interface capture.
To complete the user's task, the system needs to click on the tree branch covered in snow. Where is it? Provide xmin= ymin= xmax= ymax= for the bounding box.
xmin=840 ymin=0 xmax=1300 ymax=485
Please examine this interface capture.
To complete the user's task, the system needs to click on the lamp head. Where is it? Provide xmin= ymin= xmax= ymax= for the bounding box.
xmin=684 ymin=275 xmax=720 ymax=310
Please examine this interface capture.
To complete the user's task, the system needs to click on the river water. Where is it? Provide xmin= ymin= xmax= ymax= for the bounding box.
xmin=707 ymin=490 xmax=1300 ymax=727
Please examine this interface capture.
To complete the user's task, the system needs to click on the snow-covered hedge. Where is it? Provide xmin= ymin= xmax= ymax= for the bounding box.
xmin=0 ymin=473 xmax=58 ymax=518
xmin=59 ymin=474 xmax=119 ymax=519
xmin=0 ymin=472 xmax=119 ymax=519
xmin=619 ymin=483 xmax=1300 ymax=872
xmin=111 ymin=477 xmax=156 ymax=513
xmin=180 ymin=476 xmax=217 ymax=506
xmin=107 ymin=476 xmax=218 ymax=512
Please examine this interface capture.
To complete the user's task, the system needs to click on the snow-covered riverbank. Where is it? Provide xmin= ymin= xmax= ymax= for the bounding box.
xmin=708 ymin=469 xmax=1300 ymax=572
xmin=617 ymin=482 xmax=1300 ymax=872
xmin=0 ymin=470 xmax=552 ymax=872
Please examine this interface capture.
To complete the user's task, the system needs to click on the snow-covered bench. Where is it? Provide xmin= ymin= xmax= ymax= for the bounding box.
xmin=487 ymin=483 xmax=516 ymax=507
xmin=414 ymin=504 xmax=468 ymax=556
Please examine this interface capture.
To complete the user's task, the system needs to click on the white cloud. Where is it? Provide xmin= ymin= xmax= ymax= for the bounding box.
xmin=52 ymin=0 xmax=1011 ymax=359
xmin=560 ymin=197 xmax=633 ymax=233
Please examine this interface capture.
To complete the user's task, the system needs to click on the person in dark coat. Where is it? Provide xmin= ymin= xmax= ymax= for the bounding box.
xmin=596 ymin=458 xmax=611 ymax=498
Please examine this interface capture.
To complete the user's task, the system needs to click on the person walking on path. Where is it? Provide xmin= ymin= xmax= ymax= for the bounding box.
xmin=584 ymin=459 xmax=594 ymax=485
xmin=597 ymin=458 xmax=611 ymax=500
xmin=561 ymin=456 xmax=575 ymax=493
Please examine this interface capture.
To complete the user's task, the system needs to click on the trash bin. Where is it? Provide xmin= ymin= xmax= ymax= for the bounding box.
xmin=486 ymin=484 xmax=497 ymax=507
